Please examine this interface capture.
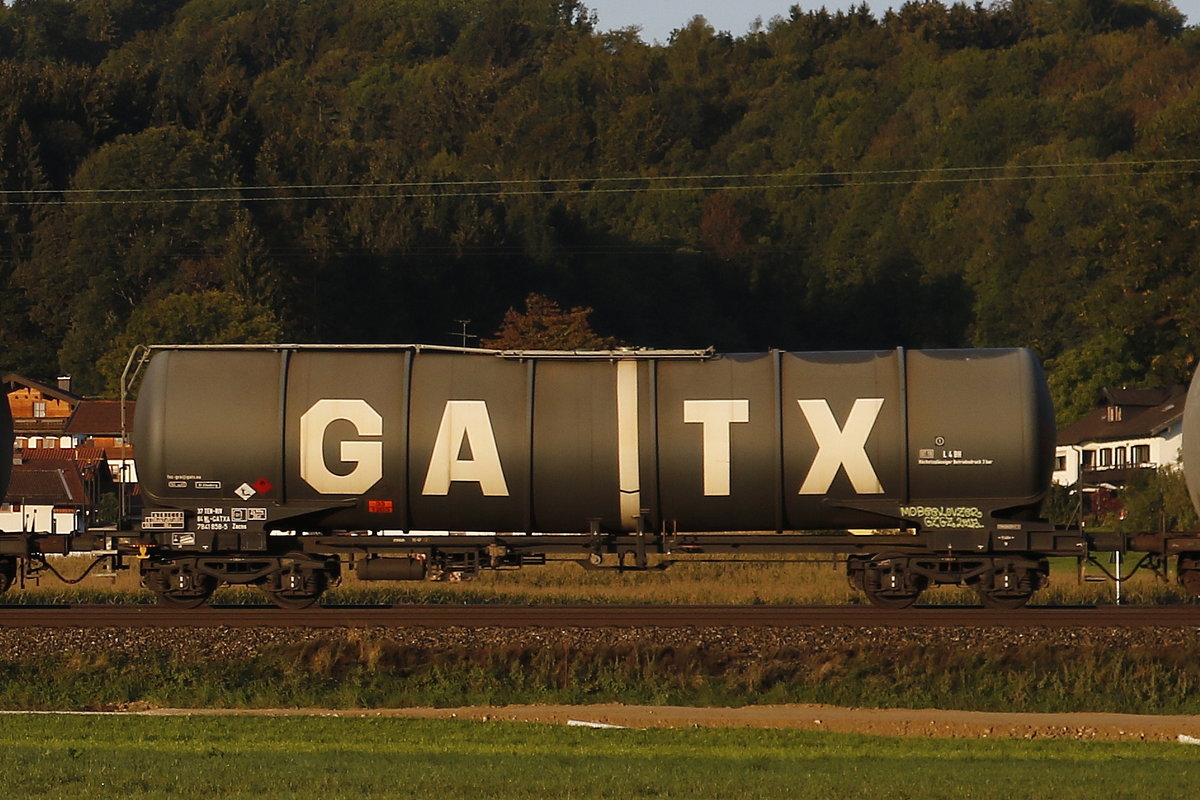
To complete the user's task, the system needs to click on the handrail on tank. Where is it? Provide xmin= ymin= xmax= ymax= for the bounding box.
xmin=131 ymin=343 xmax=718 ymax=358
xmin=131 ymin=340 xmax=715 ymax=359
xmin=118 ymin=344 xmax=154 ymax=528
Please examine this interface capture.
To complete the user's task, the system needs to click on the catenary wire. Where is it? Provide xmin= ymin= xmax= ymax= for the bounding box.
xmin=1 ymin=157 xmax=1198 ymax=205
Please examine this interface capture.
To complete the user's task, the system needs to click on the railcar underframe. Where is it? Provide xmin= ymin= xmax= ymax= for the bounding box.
xmin=1 ymin=525 xmax=1198 ymax=610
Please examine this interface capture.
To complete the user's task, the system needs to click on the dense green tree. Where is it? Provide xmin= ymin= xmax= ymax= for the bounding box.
xmin=0 ymin=0 xmax=1197 ymax=419
xmin=1116 ymin=466 xmax=1199 ymax=533
xmin=16 ymin=125 xmax=241 ymax=391
xmin=97 ymin=288 xmax=281 ymax=395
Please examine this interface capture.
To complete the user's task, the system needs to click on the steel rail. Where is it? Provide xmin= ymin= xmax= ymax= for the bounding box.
xmin=1 ymin=604 xmax=1199 ymax=628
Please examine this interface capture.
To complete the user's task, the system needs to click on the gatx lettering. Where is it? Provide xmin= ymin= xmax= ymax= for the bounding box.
xmin=299 ymin=399 xmax=384 ymax=494
xmin=298 ymin=396 xmax=885 ymax=497
xmin=796 ymin=398 xmax=885 ymax=495
xmin=683 ymin=399 xmax=749 ymax=496
xmin=421 ymin=400 xmax=510 ymax=497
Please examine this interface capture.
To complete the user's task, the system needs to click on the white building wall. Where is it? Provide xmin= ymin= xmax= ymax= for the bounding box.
xmin=0 ymin=506 xmax=82 ymax=534
xmin=107 ymin=458 xmax=137 ymax=483
xmin=1053 ymin=422 xmax=1184 ymax=487
xmin=1154 ymin=419 xmax=1184 ymax=467
xmin=1053 ymin=446 xmax=1080 ymax=487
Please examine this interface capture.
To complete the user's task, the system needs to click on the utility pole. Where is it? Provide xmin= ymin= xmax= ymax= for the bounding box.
xmin=449 ymin=319 xmax=478 ymax=348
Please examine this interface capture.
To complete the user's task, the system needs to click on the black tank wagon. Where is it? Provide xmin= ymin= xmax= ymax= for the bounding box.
xmin=126 ymin=344 xmax=1063 ymax=608
xmin=135 ymin=345 xmax=1054 ymax=534
xmin=6 ymin=343 xmax=1200 ymax=609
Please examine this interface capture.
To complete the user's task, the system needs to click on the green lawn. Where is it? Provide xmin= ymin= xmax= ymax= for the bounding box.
xmin=2 ymin=715 xmax=1196 ymax=799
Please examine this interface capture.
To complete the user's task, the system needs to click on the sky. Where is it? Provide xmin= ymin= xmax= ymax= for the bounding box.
xmin=586 ymin=1 xmax=1200 ymax=43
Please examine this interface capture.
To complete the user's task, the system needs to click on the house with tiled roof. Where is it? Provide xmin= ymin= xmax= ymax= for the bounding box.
xmin=5 ymin=376 xmax=139 ymax=532
xmin=63 ymin=399 xmax=137 ymax=483
xmin=1053 ymin=386 xmax=1186 ymax=510
xmin=3 ymin=373 xmax=83 ymax=445
xmin=65 ymin=400 xmax=133 ymax=438
xmin=0 ymin=459 xmax=90 ymax=534
xmin=6 ymin=375 xmax=137 ymax=483
xmin=18 ymin=446 xmax=110 ymax=493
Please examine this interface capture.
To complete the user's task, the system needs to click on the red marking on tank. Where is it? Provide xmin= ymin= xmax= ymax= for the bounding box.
xmin=252 ymin=478 xmax=274 ymax=494
xmin=368 ymin=500 xmax=394 ymax=514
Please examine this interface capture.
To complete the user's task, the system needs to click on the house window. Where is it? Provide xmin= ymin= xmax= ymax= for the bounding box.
xmin=1131 ymin=445 xmax=1151 ymax=465
xmin=1082 ymin=450 xmax=1094 ymax=468
xmin=1106 ymin=406 xmax=1123 ymax=422
xmin=1114 ymin=447 xmax=1126 ymax=467
xmin=1055 ymin=455 xmax=1067 ymax=471
xmin=32 ymin=401 xmax=46 ymax=418
xmin=1099 ymin=448 xmax=1112 ymax=467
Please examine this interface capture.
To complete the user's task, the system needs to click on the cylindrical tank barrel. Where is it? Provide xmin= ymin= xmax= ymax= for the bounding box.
xmin=133 ymin=346 xmax=1055 ymax=534
xmin=1181 ymin=369 xmax=1200 ymax=516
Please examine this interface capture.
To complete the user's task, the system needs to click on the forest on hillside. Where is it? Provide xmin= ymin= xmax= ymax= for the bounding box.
xmin=1 ymin=0 xmax=1199 ymax=421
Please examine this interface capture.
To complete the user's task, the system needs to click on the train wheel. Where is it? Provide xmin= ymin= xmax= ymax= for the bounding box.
xmin=974 ymin=562 xmax=1041 ymax=610
xmin=142 ymin=561 xmax=216 ymax=609
xmin=0 ymin=557 xmax=16 ymax=595
xmin=1178 ymin=555 xmax=1200 ymax=597
xmin=975 ymin=589 xmax=1032 ymax=610
xmin=857 ymin=553 xmax=925 ymax=609
xmin=1179 ymin=569 xmax=1200 ymax=597
xmin=265 ymin=588 xmax=323 ymax=609
xmin=154 ymin=586 xmax=215 ymax=609
xmin=261 ymin=561 xmax=329 ymax=609
xmin=862 ymin=588 xmax=921 ymax=609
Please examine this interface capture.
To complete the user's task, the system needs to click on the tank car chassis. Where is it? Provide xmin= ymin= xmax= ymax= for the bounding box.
xmin=1 ymin=522 xmax=1195 ymax=609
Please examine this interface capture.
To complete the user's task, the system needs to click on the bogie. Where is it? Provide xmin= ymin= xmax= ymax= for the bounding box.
xmin=141 ymin=559 xmax=217 ymax=609
xmin=140 ymin=554 xmax=339 ymax=609
xmin=259 ymin=557 xmax=337 ymax=609
xmin=847 ymin=553 xmax=1048 ymax=609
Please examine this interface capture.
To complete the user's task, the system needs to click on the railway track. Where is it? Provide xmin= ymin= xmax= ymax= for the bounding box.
xmin=0 ymin=604 xmax=1198 ymax=628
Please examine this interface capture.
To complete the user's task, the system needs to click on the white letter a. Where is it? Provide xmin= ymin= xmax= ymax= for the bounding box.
xmin=422 ymin=401 xmax=510 ymax=496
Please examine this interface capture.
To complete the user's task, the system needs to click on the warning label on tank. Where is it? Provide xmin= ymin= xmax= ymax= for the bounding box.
xmin=917 ymin=448 xmax=994 ymax=466
xmin=900 ymin=505 xmax=985 ymax=529
xmin=142 ymin=511 xmax=185 ymax=530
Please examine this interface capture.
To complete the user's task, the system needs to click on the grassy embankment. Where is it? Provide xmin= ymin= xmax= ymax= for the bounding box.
xmin=1 ymin=554 xmax=1195 ymax=713
xmin=2 ymin=716 xmax=1197 ymax=800
xmin=4 ymin=625 xmax=1198 ymax=713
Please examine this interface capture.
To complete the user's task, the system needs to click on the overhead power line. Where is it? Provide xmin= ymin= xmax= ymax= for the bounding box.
xmin=2 ymin=157 xmax=1198 ymax=207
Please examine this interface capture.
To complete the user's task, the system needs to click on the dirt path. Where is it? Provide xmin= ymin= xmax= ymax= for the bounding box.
xmin=127 ymin=704 xmax=1200 ymax=742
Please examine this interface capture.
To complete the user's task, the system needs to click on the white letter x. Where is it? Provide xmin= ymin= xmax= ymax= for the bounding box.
xmin=796 ymin=398 xmax=884 ymax=495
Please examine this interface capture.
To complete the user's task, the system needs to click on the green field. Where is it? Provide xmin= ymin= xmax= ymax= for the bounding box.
xmin=1 ymin=715 xmax=1196 ymax=800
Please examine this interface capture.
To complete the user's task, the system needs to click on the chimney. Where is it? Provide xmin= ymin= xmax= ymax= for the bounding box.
xmin=57 ymin=375 xmax=71 ymax=393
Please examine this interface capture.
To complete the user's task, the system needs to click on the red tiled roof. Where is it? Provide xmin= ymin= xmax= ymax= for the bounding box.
xmin=20 ymin=447 xmax=107 ymax=464
xmin=64 ymin=401 xmax=135 ymax=436
xmin=5 ymin=462 xmax=89 ymax=506
xmin=1101 ymin=387 xmax=1173 ymax=407
xmin=101 ymin=444 xmax=135 ymax=460
xmin=2 ymin=374 xmax=84 ymax=404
